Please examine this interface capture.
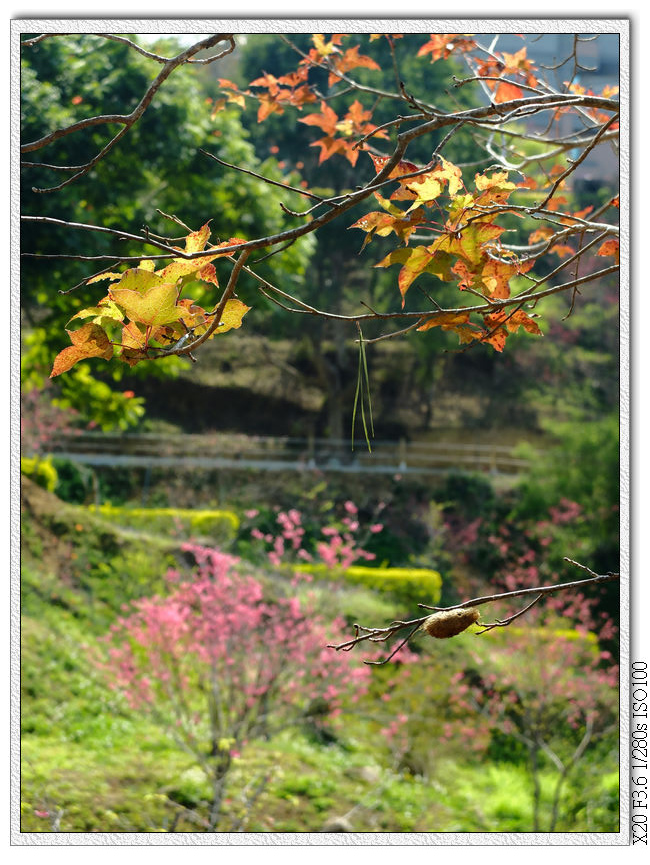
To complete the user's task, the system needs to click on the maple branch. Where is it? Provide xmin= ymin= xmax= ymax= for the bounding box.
xmin=20 ymin=33 xmax=212 ymax=66
xmin=21 ymin=216 xmax=186 ymax=265
xmin=21 ymin=34 xmax=64 ymax=46
xmin=352 ymin=113 xmax=429 ymax=151
xmin=540 ymin=33 xmax=598 ymax=74
xmin=21 ymin=153 xmax=440 ymax=262
xmin=509 ymin=264 xmax=619 ymax=308
xmin=511 ymin=227 xmax=614 ymax=280
xmin=473 ymin=594 xmax=544 ymax=634
xmin=360 ymin=318 xmax=428 ymax=344
xmin=253 ymin=261 xmax=618 ymax=330
xmin=328 ymin=561 xmax=619 ymax=665
xmin=392 ymin=94 xmax=618 ymax=158
xmin=463 ymin=204 xmax=617 ymax=236
xmin=22 ymin=213 xmax=617 ymax=357
xmin=88 ymin=34 xmax=174 ymax=63
xmin=453 ymin=74 xmax=548 ymax=97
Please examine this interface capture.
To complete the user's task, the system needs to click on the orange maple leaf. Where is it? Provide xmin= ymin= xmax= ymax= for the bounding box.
xmin=480 ymin=316 xmax=508 ymax=352
xmin=417 ymin=34 xmax=475 ymax=61
xmin=492 ymin=80 xmax=524 ymax=103
xmin=504 ymin=310 xmax=542 ymax=335
xmin=597 ymin=238 xmax=620 ymax=263
xmin=549 ymin=243 xmax=574 ymax=258
xmin=256 ymin=93 xmax=284 ymax=122
xmin=328 ymin=45 xmax=381 ymax=86
xmin=368 ymin=153 xmax=420 ymax=179
xmin=299 ymin=101 xmax=339 ymax=136
xmin=50 ymin=323 xmax=114 ymax=377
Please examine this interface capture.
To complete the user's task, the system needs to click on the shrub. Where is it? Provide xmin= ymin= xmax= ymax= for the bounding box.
xmin=299 ymin=563 xmax=442 ymax=608
xmin=21 ymin=455 xmax=58 ymax=493
xmin=86 ymin=505 xmax=240 ymax=545
xmin=51 ymin=458 xmax=89 ymax=504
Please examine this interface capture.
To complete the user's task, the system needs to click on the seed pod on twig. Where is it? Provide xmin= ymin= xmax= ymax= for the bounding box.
xmin=422 ymin=608 xmax=480 ymax=639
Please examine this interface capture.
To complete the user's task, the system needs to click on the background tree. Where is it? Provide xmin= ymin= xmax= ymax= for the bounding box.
xmin=232 ymin=34 xmax=493 ymax=438
xmin=445 ymin=592 xmax=618 ymax=832
xmin=21 ymin=33 xmax=315 ymax=429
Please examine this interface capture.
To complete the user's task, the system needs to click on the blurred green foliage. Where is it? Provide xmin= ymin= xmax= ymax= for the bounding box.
xmin=20 ymin=459 xmax=618 ymax=833
xmin=51 ymin=458 xmax=90 ymax=504
xmin=512 ymin=413 xmax=620 ymax=574
xmin=21 ymin=33 xmax=315 ymax=430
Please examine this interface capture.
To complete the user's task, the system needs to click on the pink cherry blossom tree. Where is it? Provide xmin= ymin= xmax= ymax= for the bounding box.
xmin=100 ymin=542 xmax=372 ymax=830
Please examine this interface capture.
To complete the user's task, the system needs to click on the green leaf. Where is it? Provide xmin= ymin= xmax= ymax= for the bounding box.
xmin=110 ymin=267 xmax=172 ymax=295
xmin=67 ymin=299 xmax=125 ymax=329
xmin=110 ymin=283 xmax=184 ymax=327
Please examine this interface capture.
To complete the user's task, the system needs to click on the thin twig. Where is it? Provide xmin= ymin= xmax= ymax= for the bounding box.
xmin=198 ymin=150 xmax=325 ymax=203
xmin=474 ymin=594 xmax=544 ymax=634
xmin=328 ymin=563 xmax=619 ymax=664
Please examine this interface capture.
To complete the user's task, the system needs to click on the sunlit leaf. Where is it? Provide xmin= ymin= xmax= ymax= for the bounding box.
xmin=86 ymin=270 xmax=123 ymax=284
xmin=122 ymin=320 xmax=147 ymax=347
xmin=109 ymin=267 xmax=171 ymax=295
xmin=110 ymin=283 xmax=184 ymax=327
xmin=349 ymin=209 xmax=424 ymax=246
xmin=417 ymin=311 xmax=471 ymax=331
xmin=597 ymin=238 xmax=619 ymax=263
xmin=184 ymin=223 xmax=212 ymax=255
xmin=155 ymin=255 xmax=219 ymax=284
xmin=214 ymin=298 xmax=250 ymax=334
xmin=67 ymin=299 xmax=125 ymax=328
xmin=504 ymin=310 xmax=543 ymax=335
xmin=368 ymin=153 xmax=419 ymax=179
xmin=50 ymin=323 xmax=113 ymax=377
xmin=299 ymin=102 xmax=339 ymax=135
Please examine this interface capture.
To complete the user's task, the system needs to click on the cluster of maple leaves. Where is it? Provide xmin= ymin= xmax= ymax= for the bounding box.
xmin=51 ymin=33 xmax=619 ymax=377
xmin=351 ymin=153 xmax=545 ymax=351
xmin=51 ymin=225 xmax=249 ymax=377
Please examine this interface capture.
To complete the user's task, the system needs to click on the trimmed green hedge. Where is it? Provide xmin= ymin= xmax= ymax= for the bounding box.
xmin=21 ymin=456 xmax=58 ymax=493
xmin=86 ymin=505 xmax=240 ymax=545
xmin=298 ymin=563 xmax=442 ymax=607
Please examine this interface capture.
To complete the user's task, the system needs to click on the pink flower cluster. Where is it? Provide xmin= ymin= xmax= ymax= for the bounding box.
xmin=250 ymin=501 xmax=384 ymax=572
